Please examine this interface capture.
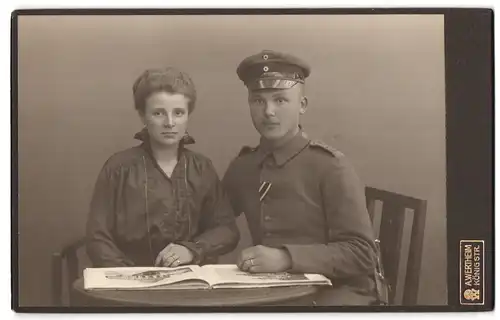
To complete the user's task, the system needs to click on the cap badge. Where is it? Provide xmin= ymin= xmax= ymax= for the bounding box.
xmin=263 ymin=54 xmax=269 ymax=60
xmin=263 ymin=66 xmax=269 ymax=72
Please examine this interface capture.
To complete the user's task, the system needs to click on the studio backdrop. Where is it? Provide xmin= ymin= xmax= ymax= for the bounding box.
xmin=17 ymin=14 xmax=446 ymax=306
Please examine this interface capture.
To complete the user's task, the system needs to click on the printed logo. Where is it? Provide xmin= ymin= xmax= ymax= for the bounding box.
xmin=463 ymin=289 xmax=480 ymax=301
xmin=460 ymin=240 xmax=484 ymax=305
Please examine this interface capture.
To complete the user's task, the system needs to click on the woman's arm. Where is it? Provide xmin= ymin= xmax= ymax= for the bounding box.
xmin=86 ymin=164 xmax=134 ymax=267
xmin=177 ymin=160 xmax=240 ymax=264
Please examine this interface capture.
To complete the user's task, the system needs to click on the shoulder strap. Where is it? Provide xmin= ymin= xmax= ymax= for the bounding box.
xmin=308 ymin=140 xmax=345 ymax=158
xmin=238 ymin=145 xmax=256 ymax=157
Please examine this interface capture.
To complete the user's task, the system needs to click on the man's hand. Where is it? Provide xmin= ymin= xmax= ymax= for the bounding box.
xmin=155 ymin=243 xmax=194 ymax=267
xmin=237 ymin=245 xmax=292 ymax=273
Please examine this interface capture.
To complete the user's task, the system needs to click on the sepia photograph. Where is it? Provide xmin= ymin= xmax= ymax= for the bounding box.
xmin=12 ymin=8 xmax=493 ymax=311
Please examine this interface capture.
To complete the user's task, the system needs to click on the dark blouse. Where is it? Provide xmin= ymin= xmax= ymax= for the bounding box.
xmin=86 ymin=132 xmax=240 ymax=267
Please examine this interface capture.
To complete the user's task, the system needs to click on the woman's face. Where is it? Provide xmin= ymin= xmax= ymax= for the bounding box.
xmin=140 ymin=91 xmax=189 ymax=148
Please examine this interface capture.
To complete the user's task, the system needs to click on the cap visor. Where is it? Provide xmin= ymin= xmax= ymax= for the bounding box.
xmin=247 ymin=79 xmax=300 ymax=90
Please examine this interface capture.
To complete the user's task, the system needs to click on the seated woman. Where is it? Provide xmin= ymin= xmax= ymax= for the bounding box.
xmin=86 ymin=67 xmax=240 ymax=268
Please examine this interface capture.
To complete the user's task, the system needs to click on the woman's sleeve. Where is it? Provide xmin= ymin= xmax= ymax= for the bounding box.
xmin=178 ymin=160 xmax=240 ymax=264
xmin=86 ymin=163 xmax=134 ymax=267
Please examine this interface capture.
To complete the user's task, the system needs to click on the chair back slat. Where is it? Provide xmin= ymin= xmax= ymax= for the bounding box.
xmin=51 ymin=253 xmax=63 ymax=306
xmin=378 ymin=201 xmax=406 ymax=303
xmin=365 ymin=186 xmax=427 ymax=306
xmin=402 ymin=200 xmax=427 ymax=305
xmin=66 ymin=251 xmax=79 ymax=290
xmin=52 ymin=237 xmax=87 ymax=306
xmin=366 ymin=196 xmax=376 ymax=223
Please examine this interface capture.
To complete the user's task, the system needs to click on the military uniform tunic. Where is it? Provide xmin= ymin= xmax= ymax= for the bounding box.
xmin=223 ymin=131 xmax=378 ymax=305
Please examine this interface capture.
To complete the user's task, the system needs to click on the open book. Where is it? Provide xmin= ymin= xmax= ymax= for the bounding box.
xmin=83 ymin=264 xmax=332 ymax=290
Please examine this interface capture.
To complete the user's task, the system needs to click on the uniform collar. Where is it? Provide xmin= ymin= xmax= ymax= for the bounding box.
xmin=256 ymin=129 xmax=310 ymax=166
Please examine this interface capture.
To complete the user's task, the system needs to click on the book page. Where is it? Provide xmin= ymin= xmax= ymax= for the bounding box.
xmin=200 ymin=265 xmax=332 ymax=289
xmin=83 ymin=265 xmax=209 ymax=290
xmin=196 ymin=264 xmax=226 ymax=287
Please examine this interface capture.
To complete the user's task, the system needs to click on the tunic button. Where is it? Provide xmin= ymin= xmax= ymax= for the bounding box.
xmin=264 ymin=216 xmax=271 ymax=221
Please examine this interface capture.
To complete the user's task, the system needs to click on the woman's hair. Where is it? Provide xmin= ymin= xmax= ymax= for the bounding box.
xmin=132 ymin=67 xmax=197 ymax=114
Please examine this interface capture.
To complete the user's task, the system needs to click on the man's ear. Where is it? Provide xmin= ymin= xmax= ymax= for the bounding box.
xmin=299 ymin=96 xmax=308 ymax=115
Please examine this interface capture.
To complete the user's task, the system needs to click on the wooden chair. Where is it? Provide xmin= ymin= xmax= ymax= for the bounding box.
xmin=51 ymin=237 xmax=87 ymax=306
xmin=365 ymin=186 xmax=427 ymax=306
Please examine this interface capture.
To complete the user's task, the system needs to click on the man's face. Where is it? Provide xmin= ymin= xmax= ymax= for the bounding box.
xmin=247 ymin=83 xmax=307 ymax=144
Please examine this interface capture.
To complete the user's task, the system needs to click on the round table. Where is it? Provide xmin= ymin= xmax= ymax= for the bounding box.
xmin=72 ymin=278 xmax=319 ymax=307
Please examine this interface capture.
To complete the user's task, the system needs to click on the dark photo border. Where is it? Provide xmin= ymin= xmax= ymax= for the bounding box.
xmin=10 ymin=7 xmax=494 ymax=313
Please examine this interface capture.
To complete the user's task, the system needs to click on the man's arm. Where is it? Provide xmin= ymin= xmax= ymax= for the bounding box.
xmin=282 ymin=156 xmax=377 ymax=279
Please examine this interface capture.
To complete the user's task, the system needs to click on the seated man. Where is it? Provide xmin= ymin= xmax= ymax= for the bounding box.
xmin=223 ymin=50 xmax=384 ymax=306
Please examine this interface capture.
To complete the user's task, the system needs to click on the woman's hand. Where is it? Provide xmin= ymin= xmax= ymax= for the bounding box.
xmin=155 ymin=243 xmax=194 ymax=267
